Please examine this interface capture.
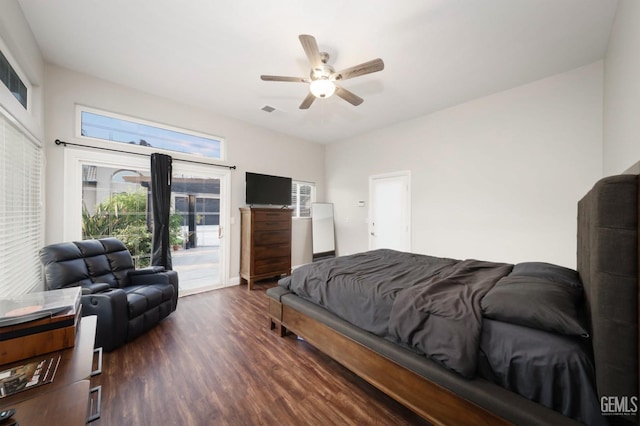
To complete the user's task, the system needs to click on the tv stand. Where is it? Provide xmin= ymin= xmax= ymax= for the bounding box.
xmin=239 ymin=207 xmax=292 ymax=290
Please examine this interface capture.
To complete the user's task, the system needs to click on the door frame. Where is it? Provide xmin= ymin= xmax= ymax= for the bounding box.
xmin=368 ymin=170 xmax=412 ymax=252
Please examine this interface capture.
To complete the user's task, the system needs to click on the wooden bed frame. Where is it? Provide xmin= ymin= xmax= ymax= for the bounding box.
xmin=267 ymin=173 xmax=639 ymax=425
xmin=269 ymin=298 xmax=509 ymax=425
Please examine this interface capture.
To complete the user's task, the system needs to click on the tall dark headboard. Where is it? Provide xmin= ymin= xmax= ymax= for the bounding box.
xmin=577 ymin=174 xmax=639 ymax=423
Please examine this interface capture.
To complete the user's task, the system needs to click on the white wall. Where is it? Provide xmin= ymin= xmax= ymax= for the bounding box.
xmin=604 ymin=0 xmax=640 ymax=175
xmin=43 ymin=64 xmax=324 ymax=282
xmin=0 ymin=0 xmax=45 ymax=139
xmin=326 ymin=62 xmax=603 ymax=268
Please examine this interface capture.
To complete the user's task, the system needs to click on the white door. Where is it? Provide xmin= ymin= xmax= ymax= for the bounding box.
xmin=369 ymin=171 xmax=411 ymax=251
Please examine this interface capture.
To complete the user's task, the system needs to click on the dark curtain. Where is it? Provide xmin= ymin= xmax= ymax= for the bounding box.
xmin=150 ymin=153 xmax=173 ymax=269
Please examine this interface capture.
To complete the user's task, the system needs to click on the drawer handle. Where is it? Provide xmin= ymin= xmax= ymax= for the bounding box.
xmin=91 ymin=347 xmax=103 ymax=377
xmin=87 ymin=385 xmax=102 ymax=423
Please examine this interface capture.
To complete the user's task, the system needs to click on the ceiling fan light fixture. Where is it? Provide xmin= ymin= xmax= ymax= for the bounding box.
xmin=310 ymin=78 xmax=336 ymax=98
xmin=261 ymin=34 xmax=384 ymax=109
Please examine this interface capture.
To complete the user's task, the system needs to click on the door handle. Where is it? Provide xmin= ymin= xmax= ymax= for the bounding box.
xmin=218 ymin=226 xmax=223 ymax=239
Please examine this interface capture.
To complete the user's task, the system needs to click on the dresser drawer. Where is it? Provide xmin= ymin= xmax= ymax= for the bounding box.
xmin=254 ymin=256 xmax=290 ymax=275
xmin=253 ymin=219 xmax=290 ymax=232
xmin=253 ymin=209 xmax=292 ymax=223
xmin=254 ymin=244 xmax=290 ymax=259
xmin=254 ymin=230 xmax=290 ymax=246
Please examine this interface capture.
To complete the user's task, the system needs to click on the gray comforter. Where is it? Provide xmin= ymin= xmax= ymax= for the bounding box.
xmin=279 ymin=249 xmax=512 ymax=378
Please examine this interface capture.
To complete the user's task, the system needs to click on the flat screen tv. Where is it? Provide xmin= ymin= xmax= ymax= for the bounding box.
xmin=245 ymin=172 xmax=292 ymax=206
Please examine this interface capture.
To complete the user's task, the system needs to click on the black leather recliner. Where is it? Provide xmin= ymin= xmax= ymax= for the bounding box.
xmin=39 ymin=238 xmax=178 ymax=351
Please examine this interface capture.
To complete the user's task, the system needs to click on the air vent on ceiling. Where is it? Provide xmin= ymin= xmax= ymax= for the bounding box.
xmin=261 ymin=105 xmax=276 ymax=113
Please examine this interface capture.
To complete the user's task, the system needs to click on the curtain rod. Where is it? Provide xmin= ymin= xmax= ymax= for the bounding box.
xmin=54 ymin=139 xmax=236 ymax=170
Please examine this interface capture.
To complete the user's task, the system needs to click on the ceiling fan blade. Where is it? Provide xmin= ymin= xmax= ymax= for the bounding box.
xmin=335 ymin=85 xmax=364 ymax=106
xmin=299 ymin=34 xmax=323 ymax=69
xmin=261 ymin=75 xmax=308 ymax=83
xmin=299 ymin=92 xmax=315 ymax=109
xmin=333 ymin=58 xmax=384 ymax=81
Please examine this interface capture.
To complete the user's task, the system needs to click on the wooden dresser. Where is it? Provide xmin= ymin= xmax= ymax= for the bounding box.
xmin=240 ymin=207 xmax=292 ymax=290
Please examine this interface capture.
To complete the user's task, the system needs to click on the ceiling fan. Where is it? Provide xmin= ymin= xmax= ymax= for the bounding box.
xmin=260 ymin=34 xmax=385 ymax=109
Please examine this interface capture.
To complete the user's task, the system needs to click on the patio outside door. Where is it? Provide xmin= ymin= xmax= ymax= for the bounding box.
xmin=171 ymin=163 xmax=230 ymax=296
xmin=65 ymin=148 xmax=230 ymax=296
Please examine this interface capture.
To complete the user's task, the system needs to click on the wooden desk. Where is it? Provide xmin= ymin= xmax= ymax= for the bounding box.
xmin=0 ymin=315 xmax=98 ymax=424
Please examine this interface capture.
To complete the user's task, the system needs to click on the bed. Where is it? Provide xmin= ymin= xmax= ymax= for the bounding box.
xmin=266 ymin=173 xmax=639 ymax=425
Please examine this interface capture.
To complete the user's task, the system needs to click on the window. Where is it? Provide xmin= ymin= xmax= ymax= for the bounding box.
xmin=0 ymin=50 xmax=28 ymax=109
xmin=78 ymin=106 xmax=224 ymax=160
xmin=0 ymin=111 xmax=43 ymax=297
xmin=291 ymin=181 xmax=315 ymax=218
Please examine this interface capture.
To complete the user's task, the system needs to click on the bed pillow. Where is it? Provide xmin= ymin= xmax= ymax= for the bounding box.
xmin=509 ymin=262 xmax=582 ymax=288
xmin=481 ymin=262 xmax=589 ymax=337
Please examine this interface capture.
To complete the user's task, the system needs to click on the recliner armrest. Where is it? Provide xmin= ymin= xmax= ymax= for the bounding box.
xmin=129 ymin=271 xmax=170 ymax=286
xmin=81 ymin=289 xmax=128 ymax=351
xmin=128 ymin=266 xmax=166 ymax=276
xmin=82 ymin=282 xmax=112 ymax=295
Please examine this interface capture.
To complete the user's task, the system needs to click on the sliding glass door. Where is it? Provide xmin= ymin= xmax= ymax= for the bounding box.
xmin=64 ymin=148 xmax=230 ymax=295
xmin=170 ymin=163 xmax=229 ymax=295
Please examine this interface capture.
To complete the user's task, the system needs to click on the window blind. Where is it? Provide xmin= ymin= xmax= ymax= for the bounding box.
xmin=0 ymin=111 xmax=43 ymax=297
xmin=292 ymin=181 xmax=315 ymax=218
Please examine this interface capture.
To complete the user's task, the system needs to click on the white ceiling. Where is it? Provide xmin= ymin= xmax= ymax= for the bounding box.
xmin=18 ymin=0 xmax=618 ymax=144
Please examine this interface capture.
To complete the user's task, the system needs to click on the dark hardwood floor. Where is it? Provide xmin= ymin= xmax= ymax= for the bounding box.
xmin=91 ymin=281 xmax=430 ymax=425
